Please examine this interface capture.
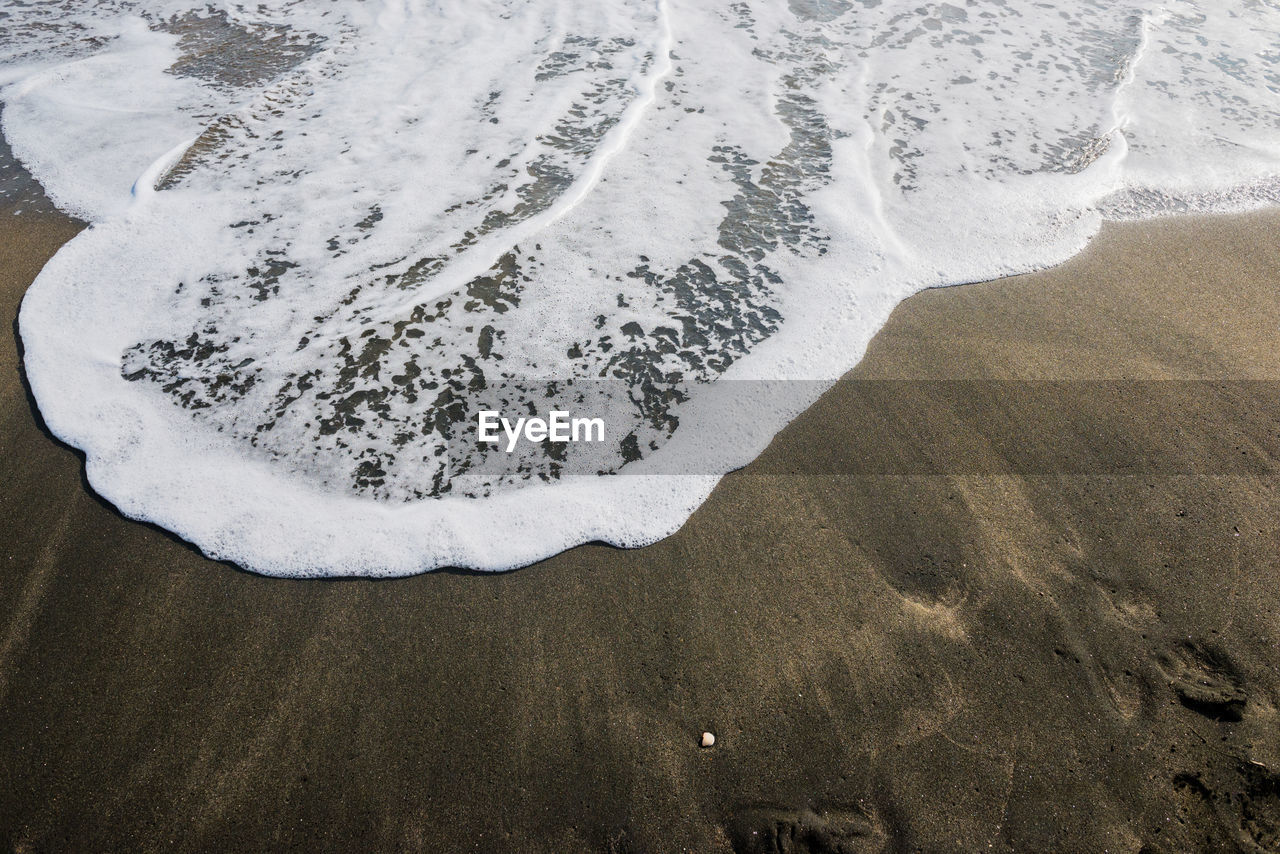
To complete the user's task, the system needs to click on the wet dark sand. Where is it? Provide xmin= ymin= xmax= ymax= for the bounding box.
xmin=3 ymin=201 xmax=1280 ymax=852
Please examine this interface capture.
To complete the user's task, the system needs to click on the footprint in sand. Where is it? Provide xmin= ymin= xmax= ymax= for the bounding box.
xmin=723 ymin=806 xmax=884 ymax=854
xmin=1158 ymin=640 xmax=1248 ymax=722
xmin=1161 ymin=764 xmax=1280 ymax=853
xmin=1162 ymin=772 xmax=1230 ymax=852
xmin=1238 ymin=762 xmax=1280 ymax=852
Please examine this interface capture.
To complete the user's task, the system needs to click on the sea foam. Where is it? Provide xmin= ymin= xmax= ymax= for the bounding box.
xmin=5 ymin=0 xmax=1280 ymax=575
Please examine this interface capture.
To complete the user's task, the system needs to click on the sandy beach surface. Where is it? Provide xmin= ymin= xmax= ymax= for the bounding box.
xmin=4 ymin=195 xmax=1280 ymax=851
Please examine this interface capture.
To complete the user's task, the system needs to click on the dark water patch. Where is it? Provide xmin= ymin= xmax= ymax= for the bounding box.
xmin=157 ymin=8 xmax=323 ymax=90
xmin=788 ymin=0 xmax=853 ymax=23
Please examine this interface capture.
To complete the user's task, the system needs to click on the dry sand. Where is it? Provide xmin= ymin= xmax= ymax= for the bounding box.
xmin=3 ymin=197 xmax=1280 ymax=852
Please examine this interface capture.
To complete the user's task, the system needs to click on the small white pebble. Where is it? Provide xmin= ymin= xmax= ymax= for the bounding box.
xmin=701 ymin=731 xmax=715 ymax=748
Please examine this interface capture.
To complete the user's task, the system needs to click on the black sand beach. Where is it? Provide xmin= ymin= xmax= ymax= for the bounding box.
xmin=4 ymin=198 xmax=1280 ymax=851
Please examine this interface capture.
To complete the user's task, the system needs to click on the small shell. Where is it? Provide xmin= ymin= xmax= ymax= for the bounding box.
xmin=700 ymin=731 xmax=716 ymax=748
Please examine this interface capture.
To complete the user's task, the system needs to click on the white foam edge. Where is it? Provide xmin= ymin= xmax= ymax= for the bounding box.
xmin=19 ymin=215 xmax=721 ymax=577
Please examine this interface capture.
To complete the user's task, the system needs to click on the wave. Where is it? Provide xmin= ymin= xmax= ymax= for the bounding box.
xmin=5 ymin=0 xmax=1280 ymax=574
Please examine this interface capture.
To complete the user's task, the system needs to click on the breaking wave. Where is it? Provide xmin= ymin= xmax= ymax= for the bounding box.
xmin=4 ymin=0 xmax=1279 ymax=574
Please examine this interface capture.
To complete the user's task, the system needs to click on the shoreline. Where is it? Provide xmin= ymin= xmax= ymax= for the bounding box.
xmin=4 ymin=202 xmax=1280 ymax=850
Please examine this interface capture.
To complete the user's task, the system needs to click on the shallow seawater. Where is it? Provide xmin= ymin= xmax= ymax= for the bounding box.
xmin=0 ymin=106 xmax=57 ymax=216
xmin=3 ymin=0 xmax=1279 ymax=575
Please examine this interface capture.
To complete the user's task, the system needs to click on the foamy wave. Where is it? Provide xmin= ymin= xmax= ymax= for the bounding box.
xmin=7 ymin=0 xmax=1280 ymax=574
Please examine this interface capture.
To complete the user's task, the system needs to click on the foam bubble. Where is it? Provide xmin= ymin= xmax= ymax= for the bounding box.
xmin=7 ymin=0 xmax=1280 ymax=575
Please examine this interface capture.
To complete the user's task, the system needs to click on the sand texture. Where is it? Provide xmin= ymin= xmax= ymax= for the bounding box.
xmin=3 ymin=200 xmax=1280 ymax=852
